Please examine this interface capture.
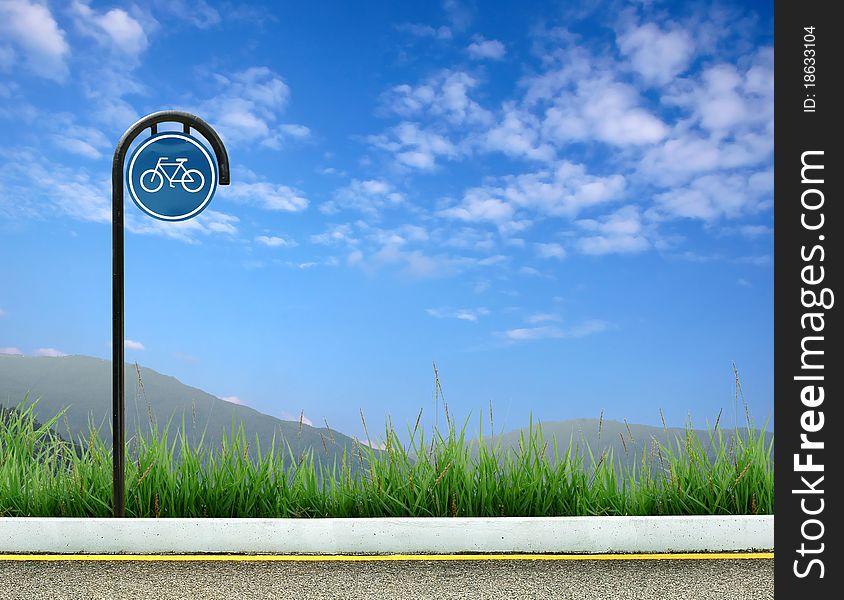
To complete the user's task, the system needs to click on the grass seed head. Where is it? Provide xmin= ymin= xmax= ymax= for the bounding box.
xmin=624 ymin=418 xmax=634 ymax=443
xmin=735 ymin=462 xmax=751 ymax=484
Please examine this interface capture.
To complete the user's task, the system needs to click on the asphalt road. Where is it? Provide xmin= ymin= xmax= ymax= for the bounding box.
xmin=0 ymin=557 xmax=772 ymax=599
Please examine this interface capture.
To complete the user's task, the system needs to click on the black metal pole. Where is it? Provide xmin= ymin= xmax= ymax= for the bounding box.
xmin=111 ymin=148 xmax=125 ymax=518
xmin=111 ymin=111 xmax=230 ymax=518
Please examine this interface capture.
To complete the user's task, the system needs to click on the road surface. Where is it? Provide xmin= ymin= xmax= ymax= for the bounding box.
xmin=0 ymin=556 xmax=773 ymax=599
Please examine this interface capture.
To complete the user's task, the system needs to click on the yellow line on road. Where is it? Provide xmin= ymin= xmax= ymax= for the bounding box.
xmin=0 ymin=553 xmax=773 ymax=562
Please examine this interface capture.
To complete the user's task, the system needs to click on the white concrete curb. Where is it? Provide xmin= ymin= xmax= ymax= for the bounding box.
xmin=0 ymin=516 xmax=772 ymax=555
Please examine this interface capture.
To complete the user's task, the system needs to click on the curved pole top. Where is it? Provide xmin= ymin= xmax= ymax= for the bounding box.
xmin=112 ymin=110 xmax=230 ymax=185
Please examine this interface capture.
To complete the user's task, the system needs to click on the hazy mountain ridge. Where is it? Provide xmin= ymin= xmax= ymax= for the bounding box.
xmin=1 ymin=355 xmax=772 ymax=474
xmin=0 ymin=354 xmax=361 ymax=469
xmin=487 ymin=416 xmax=772 ymax=474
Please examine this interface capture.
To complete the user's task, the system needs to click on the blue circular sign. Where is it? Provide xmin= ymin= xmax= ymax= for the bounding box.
xmin=127 ymin=132 xmax=218 ymax=221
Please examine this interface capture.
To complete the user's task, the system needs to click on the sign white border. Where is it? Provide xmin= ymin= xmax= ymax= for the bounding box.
xmin=127 ymin=132 xmax=217 ymax=221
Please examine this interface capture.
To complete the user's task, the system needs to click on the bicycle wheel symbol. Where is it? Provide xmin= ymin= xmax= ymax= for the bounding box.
xmin=181 ymin=169 xmax=205 ymax=193
xmin=140 ymin=169 xmax=164 ymax=193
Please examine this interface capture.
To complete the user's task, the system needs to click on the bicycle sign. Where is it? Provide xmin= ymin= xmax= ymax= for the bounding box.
xmin=127 ymin=132 xmax=217 ymax=221
xmin=140 ymin=157 xmax=205 ymax=193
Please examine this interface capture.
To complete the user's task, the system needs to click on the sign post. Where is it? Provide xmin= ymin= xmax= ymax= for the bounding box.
xmin=111 ymin=111 xmax=230 ymax=517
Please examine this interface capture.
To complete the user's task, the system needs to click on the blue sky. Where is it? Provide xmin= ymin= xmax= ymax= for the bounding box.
xmin=0 ymin=0 xmax=773 ymax=438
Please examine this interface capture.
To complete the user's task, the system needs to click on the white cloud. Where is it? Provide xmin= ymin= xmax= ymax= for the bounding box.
xmin=225 ymin=181 xmax=307 ymax=212
xmin=276 ymin=257 xmax=339 ymax=270
xmin=256 ymin=235 xmax=297 ymax=248
xmin=436 ymin=226 xmax=496 ymax=252
xmin=695 ymin=66 xmax=749 ymax=132
xmin=443 ymin=0 xmax=472 ymax=30
xmin=0 ymin=307 xmax=5 ymax=318
xmin=51 ymin=136 xmax=99 ymax=159
xmin=323 ymin=179 xmax=404 ymax=216
xmin=95 ymin=96 xmax=140 ymax=131
xmin=369 ymin=230 xmax=421 ymax=265
xmin=642 ymin=49 xmax=773 ymax=186
xmin=220 ymin=168 xmax=308 ymax=212
xmin=578 ymin=234 xmax=649 ymax=256
xmin=0 ymin=347 xmax=23 ymax=355
xmin=473 ymin=280 xmax=491 ymax=293
xmin=576 ymin=205 xmax=650 ymax=255
xmin=1 ymin=144 xmax=237 ymax=239
xmin=665 ymin=53 xmax=773 ymax=136
xmin=278 ymin=123 xmax=310 ymax=138
xmin=71 ymin=1 xmax=148 ymax=58
xmin=396 ymin=22 xmax=452 ymax=40
xmin=467 ymin=36 xmax=506 ymax=60
xmin=426 ymin=307 xmax=490 ymax=322
xmin=354 ymin=436 xmax=386 ymax=450
xmin=220 ymin=67 xmax=289 ymax=109
xmin=502 ymin=320 xmax=608 ymax=341
xmin=504 ymin=326 xmax=562 ymax=341
xmin=526 ymin=313 xmax=560 ymax=324
xmin=565 ymin=320 xmax=611 ymax=337
xmin=311 ymin=223 xmax=359 ymax=246
xmin=51 ymin=125 xmax=110 ymax=160
xmin=125 ymin=210 xmax=239 ymax=243
xmin=443 ymin=161 xmax=625 ymax=227
xmin=370 ymin=224 xmax=429 ymax=246
xmin=280 ymin=411 xmax=313 ymax=426
xmin=221 ymin=395 xmax=246 ymax=406
xmin=201 ymin=67 xmax=307 ymax=149
xmin=154 ymin=0 xmax=220 ymax=29
xmin=645 ymin=133 xmax=773 ymax=187
xmin=535 ymin=242 xmax=566 ymax=260
xmin=124 ymin=339 xmax=144 ymax=350
xmin=0 ymin=151 xmax=111 ymax=223
xmin=519 ymin=266 xmax=548 ymax=278
xmin=313 ymin=223 xmax=502 ymax=280
xmin=439 ymin=194 xmax=515 ymax=224
xmin=369 ymin=122 xmax=458 ymax=170
xmin=522 ymin=43 xmax=668 ymax=148
xmin=348 ymin=236 xmax=505 ymax=279
xmin=382 ymin=70 xmax=491 ymax=126
xmin=738 ymin=224 xmax=772 ymax=238
xmin=0 ymin=0 xmax=69 ymax=80
xmin=732 ymin=255 xmax=771 ymax=267
xmin=652 ymin=170 xmax=772 ymax=222
xmin=617 ymin=22 xmax=695 ymax=85
xmin=347 ymin=249 xmax=364 ymax=265
xmin=34 ymin=347 xmax=67 ymax=357
xmin=638 ymin=134 xmax=721 ymax=185
xmin=481 ymin=104 xmax=555 ymax=162
xmin=542 ymin=77 xmax=668 ymax=146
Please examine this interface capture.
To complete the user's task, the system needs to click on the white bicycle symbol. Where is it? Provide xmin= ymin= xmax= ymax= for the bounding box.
xmin=140 ymin=157 xmax=205 ymax=193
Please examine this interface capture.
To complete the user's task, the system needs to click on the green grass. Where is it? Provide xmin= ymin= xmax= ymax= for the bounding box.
xmin=0 ymin=398 xmax=773 ymax=518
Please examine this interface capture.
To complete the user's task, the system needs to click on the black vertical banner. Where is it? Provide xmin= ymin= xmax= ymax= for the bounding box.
xmin=775 ymin=2 xmax=841 ymax=596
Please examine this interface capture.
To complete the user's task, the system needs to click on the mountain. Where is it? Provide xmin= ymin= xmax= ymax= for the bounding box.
xmin=1 ymin=354 xmax=772 ymax=477
xmin=0 ymin=354 xmax=363 ymax=470
xmin=487 ymin=417 xmax=773 ymax=474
